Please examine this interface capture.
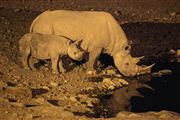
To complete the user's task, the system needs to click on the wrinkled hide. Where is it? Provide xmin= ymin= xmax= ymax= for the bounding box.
xmin=30 ymin=10 xmax=153 ymax=76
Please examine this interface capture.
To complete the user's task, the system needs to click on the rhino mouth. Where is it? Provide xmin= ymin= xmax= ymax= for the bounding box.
xmin=120 ymin=56 xmax=155 ymax=77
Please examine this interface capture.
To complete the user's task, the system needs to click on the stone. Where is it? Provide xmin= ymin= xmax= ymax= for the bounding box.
xmin=0 ymin=81 xmax=7 ymax=90
xmin=106 ymin=69 xmax=117 ymax=75
xmin=117 ymin=78 xmax=129 ymax=85
xmin=50 ymin=81 xmax=58 ymax=87
xmin=10 ymin=102 xmax=24 ymax=107
xmin=4 ymin=86 xmax=32 ymax=98
xmin=177 ymin=49 xmax=180 ymax=56
xmin=177 ymin=49 xmax=180 ymax=62
xmin=102 ymin=78 xmax=114 ymax=85
xmin=69 ymin=96 xmax=78 ymax=102
xmin=170 ymin=12 xmax=176 ymax=16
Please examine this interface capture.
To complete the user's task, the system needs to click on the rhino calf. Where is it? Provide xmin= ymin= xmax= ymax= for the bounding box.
xmin=19 ymin=33 xmax=84 ymax=73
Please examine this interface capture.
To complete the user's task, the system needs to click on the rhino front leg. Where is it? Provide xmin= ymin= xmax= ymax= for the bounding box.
xmin=58 ymin=56 xmax=66 ymax=73
xmin=51 ymin=54 xmax=59 ymax=74
xmin=87 ymin=48 xmax=102 ymax=75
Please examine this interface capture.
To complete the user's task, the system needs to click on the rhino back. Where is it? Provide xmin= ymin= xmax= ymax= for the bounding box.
xmin=30 ymin=10 xmax=129 ymax=55
xmin=30 ymin=11 xmax=54 ymax=34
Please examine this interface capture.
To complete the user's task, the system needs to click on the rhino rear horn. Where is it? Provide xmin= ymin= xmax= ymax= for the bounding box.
xmin=133 ymin=56 xmax=144 ymax=64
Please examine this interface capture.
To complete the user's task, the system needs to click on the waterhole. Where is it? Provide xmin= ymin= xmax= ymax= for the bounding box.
xmin=94 ymin=61 xmax=180 ymax=118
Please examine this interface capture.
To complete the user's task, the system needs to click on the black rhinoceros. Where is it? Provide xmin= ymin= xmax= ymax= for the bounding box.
xmin=30 ymin=10 xmax=153 ymax=77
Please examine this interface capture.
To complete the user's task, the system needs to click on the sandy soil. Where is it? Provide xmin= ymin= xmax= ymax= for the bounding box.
xmin=0 ymin=1 xmax=180 ymax=120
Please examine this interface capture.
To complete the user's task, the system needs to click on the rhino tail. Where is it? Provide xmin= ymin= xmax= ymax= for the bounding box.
xmin=19 ymin=34 xmax=32 ymax=69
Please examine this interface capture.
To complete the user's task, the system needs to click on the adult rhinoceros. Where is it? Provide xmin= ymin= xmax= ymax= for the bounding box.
xmin=30 ymin=10 xmax=153 ymax=77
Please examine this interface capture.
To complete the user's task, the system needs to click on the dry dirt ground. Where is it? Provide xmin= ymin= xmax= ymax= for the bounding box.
xmin=0 ymin=0 xmax=180 ymax=120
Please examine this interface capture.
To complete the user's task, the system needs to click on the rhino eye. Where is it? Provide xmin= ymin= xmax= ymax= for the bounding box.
xmin=74 ymin=52 xmax=77 ymax=55
xmin=126 ymin=62 xmax=129 ymax=65
xmin=125 ymin=46 xmax=129 ymax=51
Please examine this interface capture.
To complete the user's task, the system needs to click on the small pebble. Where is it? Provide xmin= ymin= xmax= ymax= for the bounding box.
xmin=177 ymin=49 xmax=180 ymax=56
xmin=69 ymin=96 xmax=78 ymax=102
xmin=169 ymin=12 xmax=176 ymax=16
xmin=50 ymin=81 xmax=58 ymax=87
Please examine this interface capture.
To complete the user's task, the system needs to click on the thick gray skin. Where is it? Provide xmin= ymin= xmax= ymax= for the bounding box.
xmin=30 ymin=10 xmax=153 ymax=77
xmin=19 ymin=33 xmax=84 ymax=73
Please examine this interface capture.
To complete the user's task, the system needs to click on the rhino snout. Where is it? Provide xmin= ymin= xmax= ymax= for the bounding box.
xmin=113 ymin=53 xmax=154 ymax=77
xmin=68 ymin=48 xmax=84 ymax=61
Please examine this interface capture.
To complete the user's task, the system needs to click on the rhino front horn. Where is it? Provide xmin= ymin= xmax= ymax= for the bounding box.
xmin=138 ymin=63 xmax=155 ymax=75
xmin=133 ymin=56 xmax=144 ymax=63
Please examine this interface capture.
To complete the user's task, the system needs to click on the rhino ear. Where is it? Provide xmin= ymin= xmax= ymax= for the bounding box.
xmin=122 ymin=44 xmax=131 ymax=55
xmin=66 ymin=40 xmax=73 ymax=46
xmin=74 ymin=39 xmax=83 ymax=46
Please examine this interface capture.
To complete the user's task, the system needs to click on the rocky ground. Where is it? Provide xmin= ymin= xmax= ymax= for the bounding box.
xmin=0 ymin=0 xmax=180 ymax=120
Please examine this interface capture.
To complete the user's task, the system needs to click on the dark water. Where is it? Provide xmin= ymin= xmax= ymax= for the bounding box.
xmin=98 ymin=61 xmax=180 ymax=118
xmin=131 ymin=62 xmax=180 ymax=113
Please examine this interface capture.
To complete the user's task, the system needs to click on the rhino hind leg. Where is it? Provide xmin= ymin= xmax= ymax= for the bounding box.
xmin=20 ymin=53 xmax=31 ymax=70
xmin=19 ymin=40 xmax=31 ymax=70
xmin=87 ymin=48 xmax=102 ymax=74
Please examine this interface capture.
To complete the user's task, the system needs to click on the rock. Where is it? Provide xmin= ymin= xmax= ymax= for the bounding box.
xmin=0 ymin=81 xmax=7 ymax=90
xmin=116 ymin=74 xmax=122 ymax=77
xmin=87 ymin=102 xmax=93 ymax=107
xmin=102 ymin=78 xmax=114 ymax=85
xmin=108 ymin=85 xmax=115 ymax=90
xmin=77 ymin=94 xmax=98 ymax=108
xmin=42 ymin=86 xmax=50 ymax=90
xmin=105 ymin=69 xmax=117 ymax=75
xmin=24 ymin=113 xmax=33 ymax=120
xmin=69 ymin=96 xmax=78 ymax=102
xmin=177 ymin=49 xmax=180 ymax=56
xmin=128 ymin=113 xmax=142 ymax=119
xmin=157 ymin=110 xmax=180 ymax=120
xmin=31 ymin=106 xmax=74 ymax=118
xmin=87 ymin=70 xmax=96 ymax=75
xmin=13 ymin=9 xmax=22 ymax=12
xmin=34 ymin=97 xmax=46 ymax=104
xmin=177 ymin=49 xmax=180 ymax=63
xmin=116 ymin=78 xmax=129 ymax=85
xmin=114 ymin=10 xmax=121 ymax=16
xmin=85 ymin=87 xmax=93 ymax=91
xmin=0 ymin=97 xmax=9 ymax=103
xmin=34 ymin=97 xmax=51 ymax=106
xmin=10 ymin=102 xmax=24 ymax=107
xmin=170 ymin=12 xmax=177 ymax=16
xmin=116 ymin=112 xmax=130 ymax=119
xmin=50 ymin=81 xmax=58 ymax=87
xmin=4 ymin=86 xmax=32 ymax=98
